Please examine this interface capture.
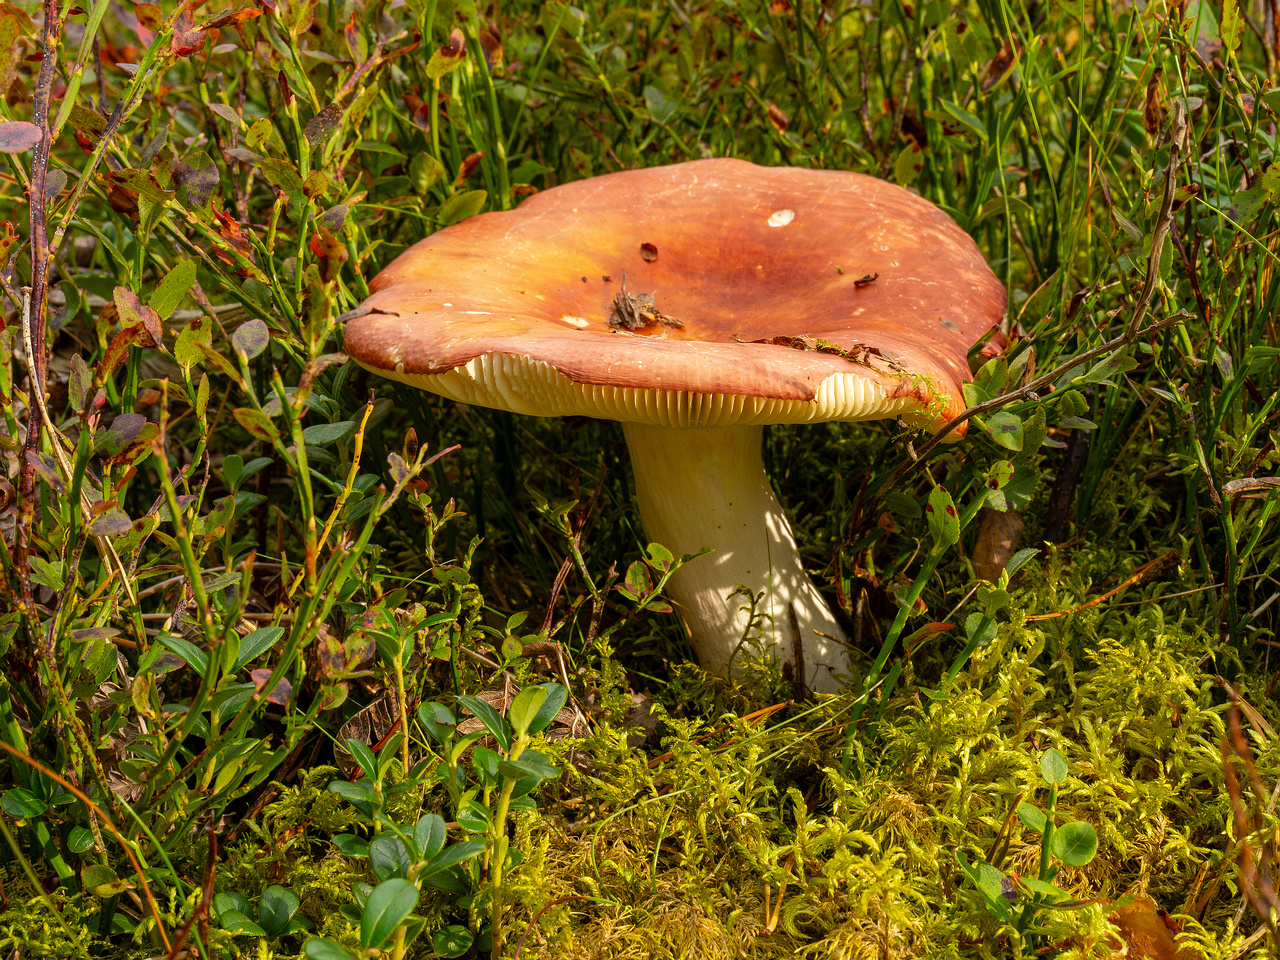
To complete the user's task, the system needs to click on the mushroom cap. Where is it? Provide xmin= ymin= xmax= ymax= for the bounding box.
xmin=344 ymin=158 xmax=1005 ymax=430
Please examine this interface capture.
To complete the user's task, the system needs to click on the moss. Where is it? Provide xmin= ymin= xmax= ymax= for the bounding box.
xmin=478 ymin=573 xmax=1271 ymax=958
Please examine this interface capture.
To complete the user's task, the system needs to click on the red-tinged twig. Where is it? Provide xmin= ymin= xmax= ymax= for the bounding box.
xmin=165 ymin=824 xmax=217 ymax=960
xmin=14 ymin=0 xmax=63 ymax=672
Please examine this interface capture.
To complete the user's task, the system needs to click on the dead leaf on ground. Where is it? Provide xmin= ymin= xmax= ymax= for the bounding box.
xmin=1107 ymin=897 xmax=1203 ymax=960
xmin=971 ymin=508 xmax=1024 ymax=582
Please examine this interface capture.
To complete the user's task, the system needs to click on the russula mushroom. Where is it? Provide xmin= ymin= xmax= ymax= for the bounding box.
xmin=343 ymin=158 xmax=1005 ymax=693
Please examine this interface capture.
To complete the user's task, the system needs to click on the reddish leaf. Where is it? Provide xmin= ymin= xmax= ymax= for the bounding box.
xmin=99 ymin=322 xmax=157 ymax=380
xmin=172 ymin=152 xmax=219 ymax=208
xmin=766 ymin=101 xmax=790 ymax=132
xmin=133 ymin=1 xmax=161 ymax=43
xmin=304 ymin=103 xmax=343 ymax=144
xmin=25 ymin=450 xmax=64 ymax=493
xmin=113 ymin=287 xmax=164 ymax=347
xmin=96 ymin=414 xmax=147 ymax=456
xmin=170 ymin=8 xmax=206 ymax=57
xmin=0 ymin=121 xmax=40 ymax=153
xmin=403 ymin=90 xmax=430 ymax=131
xmin=456 ymin=151 xmax=485 ymax=184
xmin=425 ymin=28 xmax=465 ymax=80
xmin=90 ymin=507 xmax=133 ymax=537
xmin=251 ymin=668 xmax=292 ymax=704
xmin=478 ymin=29 xmax=503 ymax=73
xmin=344 ymin=12 xmax=362 ymax=63
xmin=213 ymin=207 xmax=254 ymax=273
xmin=205 ymin=4 xmax=260 ymax=27
xmin=309 ymin=225 xmax=348 ymax=282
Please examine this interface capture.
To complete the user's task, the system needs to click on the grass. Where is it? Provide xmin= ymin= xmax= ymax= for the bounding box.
xmin=0 ymin=0 xmax=1278 ymax=956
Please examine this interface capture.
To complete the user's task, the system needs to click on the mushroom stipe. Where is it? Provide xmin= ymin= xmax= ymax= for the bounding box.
xmin=343 ymin=158 xmax=1006 ymax=693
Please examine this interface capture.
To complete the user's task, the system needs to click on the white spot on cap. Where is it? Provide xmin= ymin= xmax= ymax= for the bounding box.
xmin=387 ymin=343 xmax=403 ymax=365
xmin=443 ymin=302 xmax=453 ymax=307
xmin=463 ymin=310 xmax=491 ymax=315
xmin=561 ymin=315 xmax=590 ymax=328
xmin=768 ymin=209 xmax=795 ymax=227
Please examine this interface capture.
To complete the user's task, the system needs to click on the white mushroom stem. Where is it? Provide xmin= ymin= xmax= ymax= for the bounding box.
xmin=621 ymin=422 xmax=848 ymax=693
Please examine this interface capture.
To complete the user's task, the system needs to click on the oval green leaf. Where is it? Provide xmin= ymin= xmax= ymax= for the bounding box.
xmin=359 ymin=878 xmax=419 ymax=950
xmin=304 ymin=937 xmax=356 ymax=960
xmin=258 ymin=884 xmax=300 ymax=937
xmin=506 ymin=685 xmax=547 ymax=738
xmin=1050 ymin=821 xmax=1099 ymax=867
xmin=1040 ymin=748 xmax=1069 ymax=786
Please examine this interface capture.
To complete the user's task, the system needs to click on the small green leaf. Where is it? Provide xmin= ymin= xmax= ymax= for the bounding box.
xmin=360 ymin=878 xmax=419 ymax=950
xmin=1051 ymin=821 xmax=1099 ymax=867
xmin=438 ymin=189 xmax=487 ymax=226
xmin=414 ymin=814 xmax=446 ymax=860
xmin=456 ymin=798 xmax=491 ymax=832
xmin=1004 ymin=548 xmax=1040 ymax=578
xmin=2 ymin=788 xmax=46 ymax=818
xmin=420 ymin=840 xmax=487 ymax=878
xmin=507 ymin=686 xmax=547 ymax=738
xmin=232 ymin=318 xmax=270 ymax=361
xmin=234 ymin=626 xmax=284 ymax=670
xmin=149 ymin=260 xmax=197 ymax=319
xmin=67 ymin=826 xmax=95 ymax=853
xmin=302 ymin=420 xmax=357 ymax=446
xmin=1040 ymin=748 xmax=1069 ymax=786
xmin=417 ymin=702 xmax=456 ymax=744
xmin=81 ymin=863 xmax=131 ymax=898
xmin=456 ymin=695 xmax=511 ymax=752
xmin=472 ymin=746 xmax=500 ymax=788
xmin=526 ymin=683 xmax=568 ymax=736
xmin=345 ymin=738 xmax=378 ymax=781
xmin=258 ymin=885 xmax=300 ymax=938
xmin=332 ymin=834 xmax=369 ymax=857
xmin=328 ymin=779 xmax=377 ymax=805
xmin=984 ymin=411 xmax=1024 ymax=451
xmin=963 ymin=613 xmax=997 ymax=648
xmin=925 ymin=485 xmax=960 ymax=548
xmin=369 ymin=835 xmax=412 ymax=881
xmin=1022 ymin=877 xmax=1068 ymax=899
xmin=1016 ymin=802 xmax=1047 ymax=833
xmin=433 ymin=925 xmax=474 ymax=958
xmin=304 ymin=937 xmax=356 ymax=960
xmin=1076 ymin=348 xmax=1136 ymax=386
xmin=940 ymin=99 xmax=988 ymax=142
xmin=220 ymin=910 xmax=267 ymax=935
xmin=645 ymin=542 xmax=675 ymax=571
xmin=643 ymin=84 xmax=679 ymax=123
xmin=214 ymin=892 xmax=251 ymax=918
xmin=410 ymin=153 xmax=444 ymax=196
xmin=497 ymin=750 xmax=559 ymax=782
xmin=985 ymin=460 xmax=1015 ymax=490
xmin=158 ymin=633 xmax=208 ymax=677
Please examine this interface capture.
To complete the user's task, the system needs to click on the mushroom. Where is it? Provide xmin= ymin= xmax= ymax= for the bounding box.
xmin=343 ymin=158 xmax=1005 ymax=693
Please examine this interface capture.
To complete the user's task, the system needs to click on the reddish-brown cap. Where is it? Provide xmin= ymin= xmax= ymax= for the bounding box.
xmin=344 ymin=158 xmax=1005 ymax=430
